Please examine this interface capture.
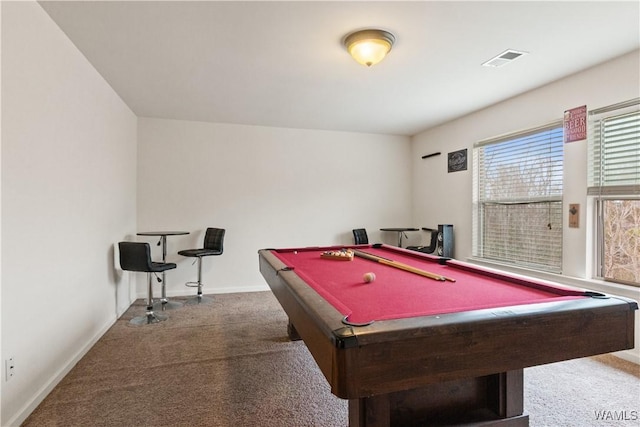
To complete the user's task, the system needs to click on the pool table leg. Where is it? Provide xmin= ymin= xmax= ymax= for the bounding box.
xmin=349 ymin=395 xmax=389 ymax=427
xmin=347 ymin=370 xmax=529 ymax=427
xmin=287 ymin=320 xmax=301 ymax=341
xmin=490 ymin=370 xmax=525 ymax=419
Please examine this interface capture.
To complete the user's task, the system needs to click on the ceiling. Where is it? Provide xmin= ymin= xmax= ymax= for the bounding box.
xmin=39 ymin=1 xmax=640 ymax=136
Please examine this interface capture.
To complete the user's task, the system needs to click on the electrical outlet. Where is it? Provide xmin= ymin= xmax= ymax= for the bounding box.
xmin=5 ymin=357 xmax=15 ymax=381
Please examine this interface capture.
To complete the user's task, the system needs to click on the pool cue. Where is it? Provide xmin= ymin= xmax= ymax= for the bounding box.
xmin=353 ymin=250 xmax=456 ymax=282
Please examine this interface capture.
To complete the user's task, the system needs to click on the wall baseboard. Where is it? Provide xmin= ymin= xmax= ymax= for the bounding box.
xmin=5 ymin=315 xmax=118 ymax=427
xmin=135 ymin=284 xmax=270 ymax=299
xmin=613 ymin=350 xmax=640 ymax=365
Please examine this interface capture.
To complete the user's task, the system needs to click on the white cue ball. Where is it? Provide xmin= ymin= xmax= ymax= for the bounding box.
xmin=363 ymin=272 xmax=376 ymax=283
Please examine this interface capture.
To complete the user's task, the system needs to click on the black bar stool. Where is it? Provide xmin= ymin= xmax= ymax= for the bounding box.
xmin=119 ymin=241 xmax=177 ymax=325
xmin=178 ymin=228 xmax=225 ymax=305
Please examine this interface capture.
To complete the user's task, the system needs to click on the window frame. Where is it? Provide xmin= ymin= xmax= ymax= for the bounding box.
xmin=588 ymin=98 xmax=640 ymax=287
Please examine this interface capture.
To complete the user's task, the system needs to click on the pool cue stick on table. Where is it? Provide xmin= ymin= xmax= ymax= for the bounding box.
xmin=353 ymin=249 xmax=456 ymax=282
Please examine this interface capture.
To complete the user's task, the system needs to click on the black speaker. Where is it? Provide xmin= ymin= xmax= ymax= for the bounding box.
xmin=435 ymin=224 xmax=454 ymax=258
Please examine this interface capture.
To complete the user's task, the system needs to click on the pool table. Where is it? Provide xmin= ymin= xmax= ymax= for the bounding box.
xmin=258 ymin=244 xmax=637 ymax=427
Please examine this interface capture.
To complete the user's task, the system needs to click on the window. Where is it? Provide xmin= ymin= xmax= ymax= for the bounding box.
xmin=588 ymin=99 xmax=640 ymax=286
xmin=473 ymin=122 xmax=564 ymax=272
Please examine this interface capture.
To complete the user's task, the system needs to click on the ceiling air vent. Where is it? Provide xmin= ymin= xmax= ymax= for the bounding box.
xmin=482 ymin=49 xmax=528 ymax=67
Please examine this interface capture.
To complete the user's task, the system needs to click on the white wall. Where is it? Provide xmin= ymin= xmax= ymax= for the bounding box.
xmin=1 ymin=2 xmax=137 ymax=425
xmin=411 ymin=49 xmax=640 ymax=363
xmin=137 ymin=118 xmax=412 ymax=296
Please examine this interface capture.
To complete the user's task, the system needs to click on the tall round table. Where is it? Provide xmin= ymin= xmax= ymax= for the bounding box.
xmin=137 ymin=231 xmax=189 ymax=310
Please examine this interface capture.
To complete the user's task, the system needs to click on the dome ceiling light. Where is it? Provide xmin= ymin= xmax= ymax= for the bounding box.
xmin=343 ymin=29 xmax=395 ymax=67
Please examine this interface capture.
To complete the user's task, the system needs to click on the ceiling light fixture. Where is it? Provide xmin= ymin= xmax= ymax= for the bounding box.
xmin=343 ymin=29 xmax=395 ymax=67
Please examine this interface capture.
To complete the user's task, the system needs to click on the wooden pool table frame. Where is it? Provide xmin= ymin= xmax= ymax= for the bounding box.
xmin=258 ymin=246 xmax=637 ymax=427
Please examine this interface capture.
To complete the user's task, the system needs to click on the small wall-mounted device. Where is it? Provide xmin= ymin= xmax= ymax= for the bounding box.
xmin=569 ymin=204 xmax=580 ymax=228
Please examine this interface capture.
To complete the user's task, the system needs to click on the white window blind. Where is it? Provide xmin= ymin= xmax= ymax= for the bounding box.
xmin=473 ymin=122 xmax=564 ymax=272
xmin=588 ymin=99 xmax=640 ymax=196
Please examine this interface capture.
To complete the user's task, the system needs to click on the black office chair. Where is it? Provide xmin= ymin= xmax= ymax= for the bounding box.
xmin=352 ymin=228 xmax=369 ymax=245
xmin=178 ymin=228 xmax=225 ymax=305
xmin=119 ymin=242 xmax=177 ymax=325
xmin=406 ymin=227 xmax=438 ymax=254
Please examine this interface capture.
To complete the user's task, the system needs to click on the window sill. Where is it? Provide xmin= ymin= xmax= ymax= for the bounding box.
xmin=465 ymin=257 xmax=640 ymax=299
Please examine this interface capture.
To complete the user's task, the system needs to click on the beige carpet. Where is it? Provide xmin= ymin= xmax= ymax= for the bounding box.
xmin=22 ymin=291 xmax=639 ymax=427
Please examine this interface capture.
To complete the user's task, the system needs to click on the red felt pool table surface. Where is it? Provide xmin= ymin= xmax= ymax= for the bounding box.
xmin=272 ymin=244 xmax=584 ymax=325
